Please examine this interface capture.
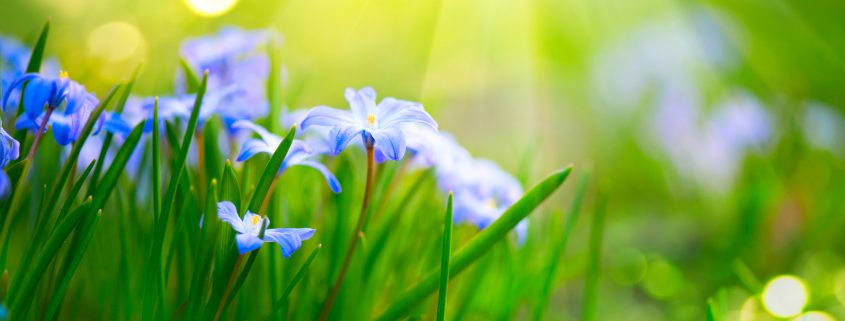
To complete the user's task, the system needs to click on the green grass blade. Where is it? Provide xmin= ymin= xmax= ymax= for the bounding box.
xmin=247 ymin=125 xmax=296 ymax=213
xmin=269 ymin=244 xmax=322 ymax=320
xmin=144 ymin=72 xmax=208 ymax=320
xmin=186 ymin=180 xmax=219 ymax=320
xmin=43 ymin=84 xmax=119 ymax=216
xmin=582 ymin=193 xmax=606 ymax=321
xmin=43 ymin=209 xmax=102 ymax=321
xmin=152 ymin=98 xmax=161 ymax=227
xmin=220 ymin=161 xmax=241 ymax=210
xmin=533 ymin=170 xmax=590 ymax=321
xmin=90 ymin=122 xmax=145 ymax=211
xmin=12 ymin=20 xmax=50 ymax=142
xmin=374 ymin=166 xmax=573 ymax=321
xmin=436 ymin=193 xmax=453 ymax=321
xmin=8 ymin=198 xmax=92 ymax=317
xmin=90 ymin=66 xmax=141 ymax=191
xmin=55 ymin=160 xmax=97 ymax=228
xmin=179 ymin=57 xmax=201 ymax=94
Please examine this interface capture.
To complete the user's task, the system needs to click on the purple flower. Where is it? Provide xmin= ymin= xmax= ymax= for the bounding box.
xmin=300 ymin=87 xmax=438 ymax=160
xmin=178 ymin=27 xmax=278 ymax=130
xmin=217 ymin=201 xmax=315 ymax=256
xmin=233 ymin=120 xmax=341 ymax=193
xmin=0 ymin=117 xmax=19 ymax=198
xmin=2 ymin=72 xmax=102 ymax=145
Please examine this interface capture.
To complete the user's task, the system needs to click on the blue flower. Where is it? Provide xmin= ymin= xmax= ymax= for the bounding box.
xmin=233 ymin=120 xmax=342 ymax=193
xmin=2 ymin=72 xmax=102 ymax=145
xmin=1 ymin=36 xmax=61 ymax=113
xmin=178 ymin=27 xmax=278 ymax=130
xmin=0 ymin=117 xmax=18 ymax=198
xmin=300 ymin=87 xmax=438 ymax=160
xmin=217 ymin=201 xmax=315 ymax=256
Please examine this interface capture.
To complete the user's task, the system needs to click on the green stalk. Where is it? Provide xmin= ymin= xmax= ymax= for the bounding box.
xmin=436 ymin=194 xmax=454 ymax=321
xmin=374 ymin=166 xmax=572 ymax=321
xmin=582 ymin=193 xmax=606 ymax=321
xmin=318 ymin=146 xmax=377 ymax=321
xmin=269 ymin=244 xmax=322 ymax=320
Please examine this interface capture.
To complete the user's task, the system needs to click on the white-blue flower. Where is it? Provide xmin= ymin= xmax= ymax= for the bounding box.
xmin=217 ymin=201 xmax=315 ymax=257
xmin=233 ymin=120 xmax=342 ymax=193
xmin=300 ymin=87 xmax=438 ymax=161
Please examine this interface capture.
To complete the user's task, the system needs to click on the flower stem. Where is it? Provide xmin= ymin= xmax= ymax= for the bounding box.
xmin=213 ymin=254 xmax=244 ymax=321
xmin=259 ymin=175 xmax=280 ymax=214
xmin=318 ymin=146 xmax=376 ymax=321
xmin=27 ymin=107 xmax=54 ymax=161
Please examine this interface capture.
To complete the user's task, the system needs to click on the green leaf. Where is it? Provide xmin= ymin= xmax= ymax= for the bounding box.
xmin=8 ymin=198 xmax=92 ymax=317
xmin=90 ymin=122 xmax=145 ymax=211
xmin=152 ymin=98 xmax=161 ymax=227
xmin=374 ymin=166 xmax=573 ymax=321
xmin=179 ymin=57 xmax=201 ymax=94
xmin=533 ymin=170 xmax=590 ymax=321
xmin=43 ymin=209 xmax=102 ymax=321
xmin=582 ymin=192 xmax=606 ymax=321
xmin=269 ymin=244 xmax=323 ymax=320
xmin=436 ymin=193 xmax=453 ymax=321
xmin=247 ymin=125 xmax=296 ymax=213
xmin=220 ymin=160 xmax=241 ymax=210
xmin=144 ymin=72 xmax=208 ymax=320
xmin=56 ymin=160 xmax=97 ymax=228
xmin=25 ymin=20 xmax=49 ymax=73
xmin=186 ymin=180 xmax=219 ymax=320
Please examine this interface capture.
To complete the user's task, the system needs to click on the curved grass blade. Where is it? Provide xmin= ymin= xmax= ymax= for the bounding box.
xmin=90 ymin=122 xmax=145 ymax=211
xmin=374 ymin=166 xmax=573 ymax=321
xmin=8 ymin=198 xmax=92 ymax=317
xmin=582 ymin=192 xmax=606 ymax=321
xmin=436 ymin=193 xmax=453 ymax=321
xmin=152 ymin=98 xmax=161 ymax=227
xmin=179 ymin=57 xmax=201 ymax=94
xmin=533 ymin=170 xmax=590 ymax=321
xmin=90 ymin=66 xmax=142 ymax=191
xmin=269 ymin=244 xmax=322 ymax=320
xmin=185 ymin=180 xmax=218 ymax=320
xmin=247 ymin=125 xmax=296 ymax=213
xmin=220 ymin=161 xmax=241 ymax=211
xmin=55 ymin=160 xmax=97 ymax=229
xmin=144 ymin=72 xmax=208 ymax=321
xmin=43 ymin=209 xmax=102 ymax=321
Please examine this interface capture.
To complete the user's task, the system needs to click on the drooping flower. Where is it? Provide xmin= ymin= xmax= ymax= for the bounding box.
xmin=178 ymin=27 xmax=278 ymax=131
xmin=1 ymin=72 xmax=102 ymax=145
xmin=0 ymin=116 xmax=19 ymax=198
xmin=233 ymin=120 xmax=341 ymax=193
xmin=217 ymin=201 xmax=315 ymax=256
xmin=300 ymin=87 xmax=438 ymax=160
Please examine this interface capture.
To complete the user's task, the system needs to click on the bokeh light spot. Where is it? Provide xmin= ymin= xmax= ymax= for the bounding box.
xmin=609 ymin=247 xmax=648 ymax=286
xmin=184 ymin=0 xmax=238 ymax=17
xmin=87 ymin=21 xmax=143 ymax=63
xmin=642 ymin=259 xmax=684 ymax=300
xmin=762 ymin=275 xmax=808 ymax=318
xmin=793 ymin=311 xmax=836 ymax=321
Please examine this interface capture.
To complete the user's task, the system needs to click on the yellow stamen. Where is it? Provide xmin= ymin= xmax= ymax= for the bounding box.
xmin=251 ymin=215 xmax=261 ymax=226
xmin=367 ymin=114 xmax=376 ymax=125
xmin=59 ymin=70 xmax=69 ymax=79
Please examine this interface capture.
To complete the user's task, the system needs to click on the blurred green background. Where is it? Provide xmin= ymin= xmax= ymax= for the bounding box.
xmin=2 ymin=0 xmax=844 ymax=320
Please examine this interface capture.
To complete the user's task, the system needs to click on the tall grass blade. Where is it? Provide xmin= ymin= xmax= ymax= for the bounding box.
xmin=436 ymin=193 xmax=453 ymax=321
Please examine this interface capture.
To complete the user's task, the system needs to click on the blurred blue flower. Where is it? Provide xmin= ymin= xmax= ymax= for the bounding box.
xmin=448 ymin=159 xmax=527 ymax=243
xmin=300 ymin=87 xmax=438 ymax=160
xmin=233 ymin=120 xmax=341 ymax=193
xmin=179 ymin=27 xmax=278 ymax=131
xmin=217 ymin=201 xmax=315 ymax=256
xmin=1 ymin=72 xmax=102 ymax=145
xmin=0 ymin=117 xmax=18 ymax=198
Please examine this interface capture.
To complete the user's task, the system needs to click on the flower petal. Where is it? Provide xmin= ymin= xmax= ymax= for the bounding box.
xmin=237 ymin=138 xmax=274 ymax=162
xmin=344 ymin=87 xmax=377 ymax=121
xmin=235 ymin=233 xmax=264 ymax=254
xmin=50 ymin=115 xmax=74 ymax=146
xmin=2 ymin=73 xmax=38 ymax=112
xmin=0 ymin=171 xmax=10 ymax=199
xmin=300 ymin=106 xmax=356 ymax=130
xmin=264 ymin=228 xmax=315 ymax=258
xmin=232 ymin=120 xmax=281 ymax=146
xmin=327 ymin=125 xmax=363 ymax=156
xmin=296 ymin=160 xmax=342 ymax=193
xmin=376 ymin=98 xmax=438 ymax=130
xmin=217 ymin=201 xmax=244 ymax=233
xmin=22 ymin=76 xmax=56 ymax=118
xmin=104 ymin=113 xmax=133 ymax=137
xmin=371 ymin=127 xmax=406 ymax=161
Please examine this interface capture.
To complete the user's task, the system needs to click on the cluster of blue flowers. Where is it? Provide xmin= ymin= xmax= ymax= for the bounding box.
xmin=0 ymin=26 xmax=528 ymax=258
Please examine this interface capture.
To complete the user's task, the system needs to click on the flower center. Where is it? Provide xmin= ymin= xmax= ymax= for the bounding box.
xmin=485 ymin=198 xmax=497 ymax=209
xmin=59 ymin=70 xmax=69 ymax=79
xmin=367 ymin=114 xmax=376 ymax=125
xmin=251 ymin=215 xmax=261 ymax=226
